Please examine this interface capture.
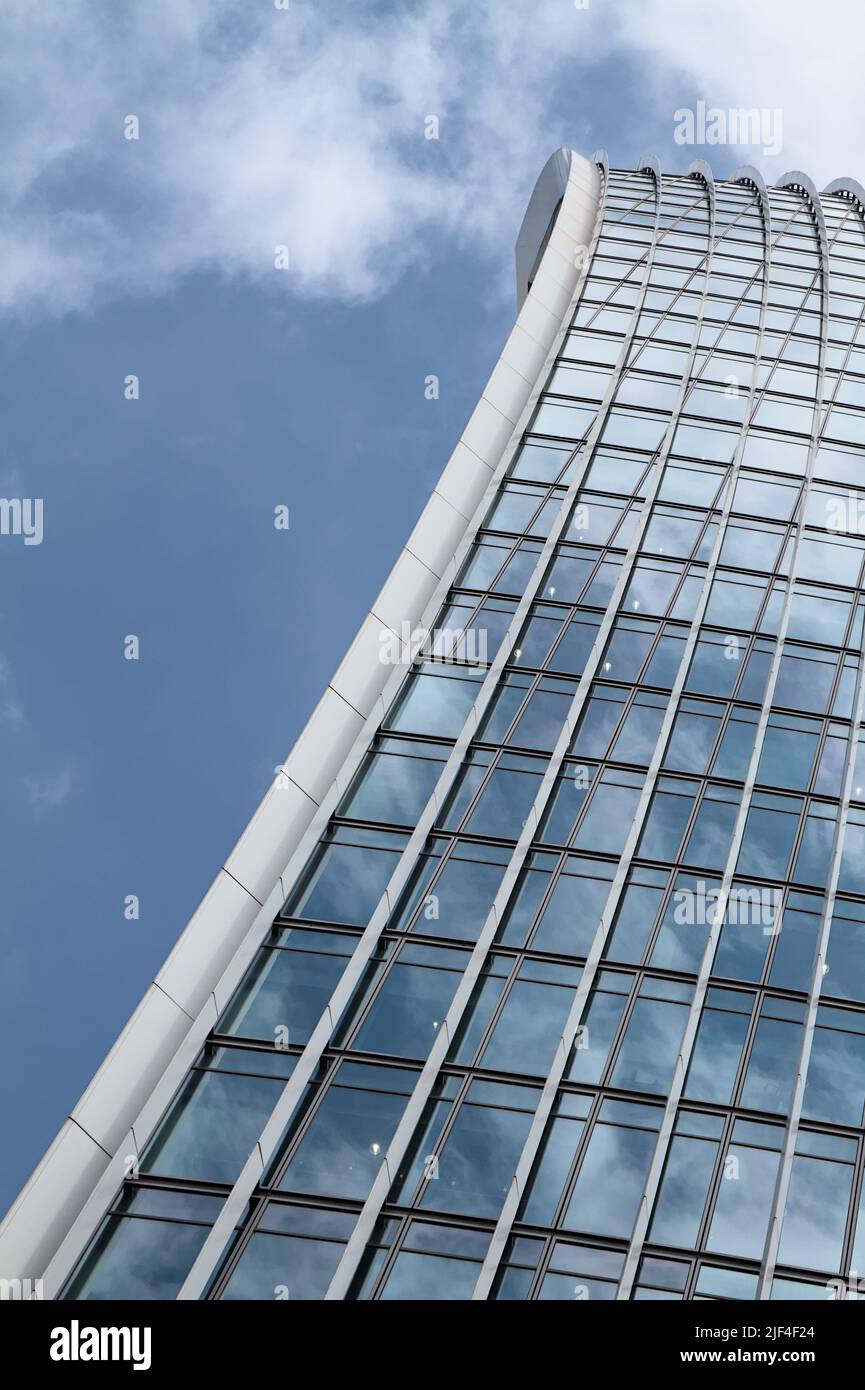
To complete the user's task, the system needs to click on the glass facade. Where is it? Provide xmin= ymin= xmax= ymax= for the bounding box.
xmin=60 ymin=163 xmax=865 ymax=1301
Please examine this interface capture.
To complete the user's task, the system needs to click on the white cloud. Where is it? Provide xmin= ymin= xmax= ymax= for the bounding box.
xmin=0 ymin=0 xmax=860 ymax=320
xmin=23 ymin=766 xmax=73 ymax=809
xmin=617 ymin=0 xmax=865 ymax=186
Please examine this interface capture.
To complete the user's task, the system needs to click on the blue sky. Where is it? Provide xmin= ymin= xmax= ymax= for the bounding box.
xmin=0 ymin=0 xmax=858 ymax=1212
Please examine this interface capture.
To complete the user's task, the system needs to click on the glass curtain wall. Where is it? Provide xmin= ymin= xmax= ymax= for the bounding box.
xmin=62 ymin=167 xmax=865 ymax=1303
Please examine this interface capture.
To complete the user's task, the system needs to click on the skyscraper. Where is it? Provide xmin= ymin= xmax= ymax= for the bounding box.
xmin=5 ymin=146 xmax=865 ymax=1301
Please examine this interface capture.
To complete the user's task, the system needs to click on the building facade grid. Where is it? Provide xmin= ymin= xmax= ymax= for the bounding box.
xmin=23 ymin=154 xmax=865 ymax=1301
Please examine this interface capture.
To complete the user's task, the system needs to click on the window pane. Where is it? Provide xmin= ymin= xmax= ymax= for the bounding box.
xmin=290 ymin=835 xmax=406 ymax=926
xmin=610 ymin=997 xmax=690 ymax=1095
xmin=684 ymin=1001 xmax=750 ymax=1104
xmin=739 ymin=1016 xmax=801 ymax=1115
xmin=706 ymin=1144 xmax=780 ymax=1260
xmin=379 ymin=1251 xmax=481 ymax=1301
xmin=220 ymin=937 xmax=353 ymax=1044
xmin=480 ymin=981 xmax=575 ymax=1077
xmin=649 ymin=1135 xmax=718 ymax=1248
xmin=350 ymin=957 xmax=465 ymax=1060
xmin=776 ymin=1155 xmax=853 ymax=1274
xmin=64 ymin=1212 xmax=214 ymax=1301
xmin=802 ymin=1019 xmax=865 ymax=1126
xmin=420 ymin=1096 xmax=535 ymax=1220
xmin=279 ymin=1079 xmax=408 ymax=1201
xmin=221 ymin=1231 xmax=346 ymax=1301
xmin=141 ymin=1069 xmax=283 ymax=1184
xmin=564 ymin=1115 xmax=658 ymax=1239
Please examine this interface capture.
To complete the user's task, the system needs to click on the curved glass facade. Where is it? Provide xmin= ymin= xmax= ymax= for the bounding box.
xmin=61 ymin=163 xmax=865 ymax=1302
